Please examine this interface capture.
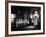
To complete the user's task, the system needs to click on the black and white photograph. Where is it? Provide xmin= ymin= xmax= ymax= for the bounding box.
xmin=7 ymin=2 xmax=45 ymax=35
xmin=11 ymin=6 xmax=41 ymax=31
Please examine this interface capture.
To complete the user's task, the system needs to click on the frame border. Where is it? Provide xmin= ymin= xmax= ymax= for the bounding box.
xmin=5 ymin=1 xmax=45 ymax=37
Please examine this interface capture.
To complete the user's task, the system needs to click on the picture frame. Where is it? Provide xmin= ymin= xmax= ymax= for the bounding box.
xmin=5 ymin=1 xmax=45 ymax=37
